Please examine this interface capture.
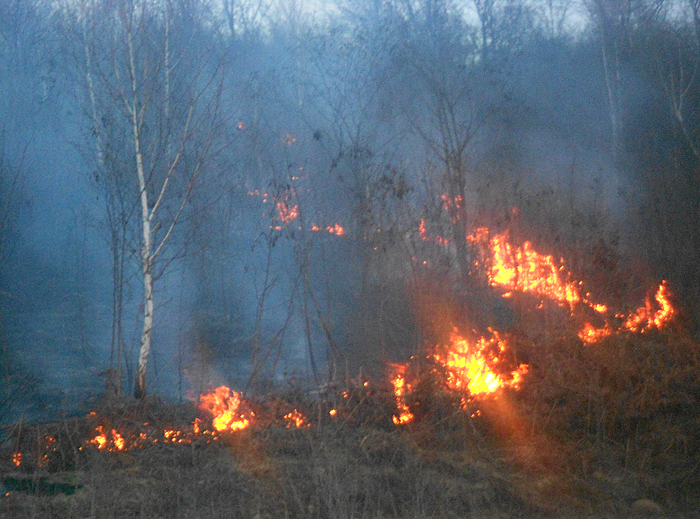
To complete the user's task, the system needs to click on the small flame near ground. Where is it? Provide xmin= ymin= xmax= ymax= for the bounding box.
xmin=284 ymin=409 xmax=309 ymax=428
xmin=579 ymin=281 xmax=674 ymax=344
xmin=197 ymin=386 xmax=252 ymax=433
xmin=391 ymin=328 xmax=529 ymax=426
xmin=391 ymin=364 xmax=414 ymax=425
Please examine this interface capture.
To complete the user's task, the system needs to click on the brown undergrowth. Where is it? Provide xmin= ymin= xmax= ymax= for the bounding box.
xmin=1 ymin=358 xmax=698 ymax=519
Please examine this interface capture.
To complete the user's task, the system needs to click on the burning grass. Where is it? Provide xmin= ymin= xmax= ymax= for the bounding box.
xmin=2 ymin=221 xmax=699 ymax=517
xmin=1 ymin=340 xmax=699 ymax=519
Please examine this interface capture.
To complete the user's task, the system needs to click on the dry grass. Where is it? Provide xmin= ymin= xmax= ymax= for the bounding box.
xmin=1 ymin=385 xmax=696 ymax=519
xmin=1 ymin=318 xmax=699 ymax=518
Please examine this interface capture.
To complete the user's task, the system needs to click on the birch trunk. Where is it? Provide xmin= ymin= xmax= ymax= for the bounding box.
xmin=134 ymin=130 xmax=153 ymax=398
xmin=127 ymin=22 xmax=154 ymax=399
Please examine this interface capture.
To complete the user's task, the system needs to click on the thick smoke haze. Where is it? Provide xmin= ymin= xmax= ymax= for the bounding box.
xmin=1 ymin=0 xmax=699 ymax=424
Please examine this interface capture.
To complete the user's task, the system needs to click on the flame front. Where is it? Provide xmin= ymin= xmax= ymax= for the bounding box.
xmin=435 ymin=330 xmax=529 ymax=396
xmin=481 ymin=230 xmax=580 ymax=306
xmin=624 ymin=281 xmax=674 ymax=332
xmin=581 ymin=281 xmax=675 ymax=344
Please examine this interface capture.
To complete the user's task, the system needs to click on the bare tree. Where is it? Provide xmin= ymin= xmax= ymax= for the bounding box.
xmin=584 ymin=0 xmax=666 ymax=163
xmin=76 ymin=0 xmax=224 ymax=398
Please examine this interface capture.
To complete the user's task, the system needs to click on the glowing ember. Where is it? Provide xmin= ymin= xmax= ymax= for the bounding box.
xmin=284 ymin=409 xmax=308 ymax=428
xmin=578 ymin=322 xmax=613 ymax=344
xmin=441 ymin=194 xmax=463 ymax=224
xmin=329 ymin=409 xmax=337 ymax=417
xmin=419 ymin=219 xmax=449 ymax=246
xmin=434 ymin=329 xmax=529 ymax=396
xmin=327 ymin=224 xmax=344 ymax=235
xmin=163 ymin=429 xmax=192 ymax=444
xmin=391 ymin=365 xmax=414 ymax=425
xmin=311 ymin=223 xmax=345 ymax=235
xmin=12 ymin=452 xmax=21 ymax=467
xmin=276 ymin=201 xmax=298 ymax=223
xmin=198 ymin=386 xmax=251 ymax=433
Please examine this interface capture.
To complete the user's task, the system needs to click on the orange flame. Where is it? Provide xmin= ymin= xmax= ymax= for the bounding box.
xmin=479 ymin=229 xmax=580 ymax=306
xmin=90 ymin=426 xmax=125 ymax=451
xmin=578 ymin=322 xmax=613 ymax=344
xmin=592 ymin=303 xmax=608 ymax=313
xmin=391 ymin=367 xmax=414 ymax=425
xmin=434 ymin=329 xmax=529 ymax=396
xmin=624 ymin=281 xmax=674 ymax=332
xmin=581 ymin=282 xmax=675 ymax=344
xmin=198 ymin=386 xmax=251 ymax=433
xmin=12 ymin=452 xmax=21 ymax=467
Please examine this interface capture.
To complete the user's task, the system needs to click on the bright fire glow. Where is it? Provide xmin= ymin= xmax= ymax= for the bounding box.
xmin=391 ymin=365 xmax=414 ymax=425
xmin=477 ymin=229 xmax=580 ymax=306
xmin=198 ymin=386 xmax=251 ymax=433
xmin=90 ymin=426 xmax=125 ymax=451
xmin=581 ymin=281 xmax=674 ymax=344
xmin=12 ymin=452 xmax=21 ymax=466
xmin=578 ymin=322 xmax=613 ymax=344
xmin=623 ymin=281 xmax=674 ymax=332
xmin=434 ymin=329 xmax=529 ymax=396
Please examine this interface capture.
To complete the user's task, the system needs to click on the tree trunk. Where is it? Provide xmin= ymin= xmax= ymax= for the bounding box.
xmin=129 ymin=24 xmax=154 ymax=399
xmin=134 ymin=126 xmax=153 ymax=398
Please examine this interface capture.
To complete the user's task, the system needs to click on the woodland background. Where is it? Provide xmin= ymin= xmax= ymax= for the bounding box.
xmin=1 ymin=0 xmax=700 ymax=421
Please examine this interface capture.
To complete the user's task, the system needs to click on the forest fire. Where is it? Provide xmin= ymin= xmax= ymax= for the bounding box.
xmin=419 ymin=219 xmax=449 ymax=246
xmin=390 ymin=328 xmax=529 ymax=426
xmin=90 ymin=426 xmax=125 ymax=451
xmin=75 ymin=387 xmax=253 ymax=455
xmin=391 ymin=364 xmax=414 ymax=425
xmin=196 ymin=386 xmax=252 ymax=433
xmin=420 ymin=224 xmax=677 ymax=346
xmin=434 ymin=330 xmax=529 ymax=396
xmin=579 ymin=281 xmax=675 ymax=344
xmin=276 ymin=201 xmax=298 ymax=223
xmin=468 ymin=228 xmax=581 ymax=307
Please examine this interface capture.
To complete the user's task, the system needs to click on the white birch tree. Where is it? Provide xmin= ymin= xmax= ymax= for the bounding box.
xmin=76 ymin=0 xmax=223 ymax=398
